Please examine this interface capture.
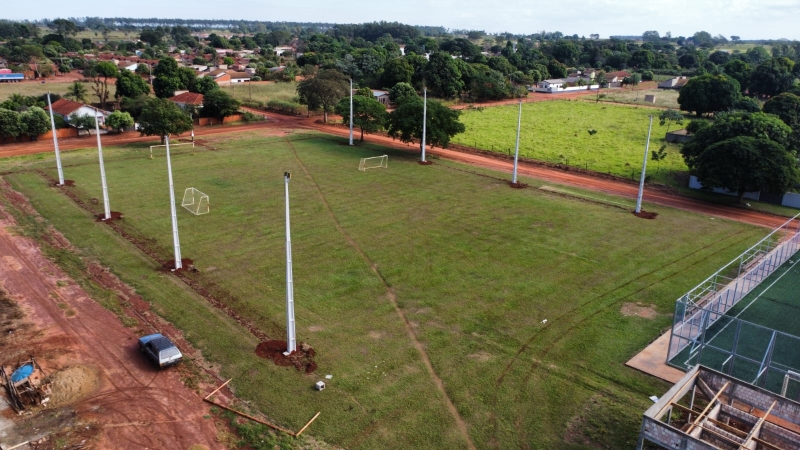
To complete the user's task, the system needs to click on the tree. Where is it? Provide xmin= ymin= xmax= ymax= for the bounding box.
xmin=50 ymin=19 xmax=78 ymax=39
xmin=388 ymin=82 xmax=418 ymax=105
xmin=86 ymin=61 xmax=118 ymax=110
xmin=764 ymin=92 xmax=800 ymax=149
xmin=115 ymin=70 xmax=150 ymax=99
xmin=201 ymin=90 xmax=240 ymax=119
xmin=681 ymin=112 xmax=793 ymax=169
xmin=387 ymin=96 xmax=465 ymax=153
xmin=65 ymin=81 xmax=88 ymax=103
xmin=678 ymin=74 xmax=741 ymax=116
xmin=138 ymin=97 xmax=193 ymax=143
xmin=734 ymin=97 xmax=761 ymax=112
xmin=659 ymin=109 xmax=684 ymax=132
xmin=19 ymin=107 xmax=50 ymax=140
xmin=423 ymin=52 xmax=464 ymax=99
xmin=723 ymin=59 xmax=753 ymax=93
xmin=193 ymin=76 xmax=219 ymax=95
xmin=153 ymin=58 xmax=182 ymax=98
xmin=296 ymin=69 xmax=349 ymax=123
xmin=651 ymin=145 xmax=668 ymax=173
xmin=693 ymin=136 xmax=800 ymax=203
xmin=381 ymin=58 xmax=413 ymax=88
xmin=750 ymin=58 xmax=796 ymax=98
xmin=105 ymin=111 xmax=134 ymax=132
xmin=69 ymin=113 xmax=96 ymax=131
xmin=630 ymin=50 xmax=656 ymax=69
xmin=335 ymin=95 xmax=388 ymax=141
xmin=642 ymin=31 xmax=660 ymax=42
xmin=0 ymin=109 xmax=22 ymax=139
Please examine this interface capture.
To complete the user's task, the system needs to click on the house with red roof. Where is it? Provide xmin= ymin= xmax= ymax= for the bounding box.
xmin=168 ymin=91 xmax=204 ymax=108
xmin=48 ymin=98 xmax=110 ymax=124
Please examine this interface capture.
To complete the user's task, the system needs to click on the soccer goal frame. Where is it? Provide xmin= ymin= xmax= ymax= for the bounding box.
xmin=182 ymin=187 xmax=210 ymax=215
xmin=782 ymin=370 xmax=800 ymax=400
xmin=149 ymin=142 xmax=195 ymax=159
xmin=359 ymin=155 xmax=388 ymax=172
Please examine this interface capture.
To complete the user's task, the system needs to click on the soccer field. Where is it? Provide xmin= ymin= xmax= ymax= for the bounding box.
xmin=0 ymin=130 xmax=765 ymax=449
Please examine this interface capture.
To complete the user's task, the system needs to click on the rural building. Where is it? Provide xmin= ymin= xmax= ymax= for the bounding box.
xmin=371 ymin=90 xmax=391 ymax=106
xmin=638 ymin=366 xmax=800 ymax=450
xmin=665 ymin=128 xmax=692 ymax=143
xmin=658 ymin=77 xmax=689 ymax=90
xmin=229 ymin=72 xmax=251 ymax=83
xmin=605 ymin=71 xmax=630 ymax=88
xmin=0 ymin=68 xmax=23 ymax=82
xmin=168 ymin=92 xmax=204 ymax=109
xmin=48 ymin=98 xmax=110 ymax=124
xmin=532 ymin=79 xmax=599 ymax=93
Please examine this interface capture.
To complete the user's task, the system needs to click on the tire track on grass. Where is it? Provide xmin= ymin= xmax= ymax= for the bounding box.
xmin=285 ymin=138 xmax=477 ymax=450
xmin=487 ymin=228 xmax=753 ymax=448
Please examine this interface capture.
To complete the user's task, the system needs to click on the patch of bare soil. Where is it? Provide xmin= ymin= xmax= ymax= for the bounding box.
xmin=467 ymin=352 xmax=492 ymax=362
xmin=620 ymin=302 xmax=659 ymax=319
xmin=46 ymin=365 xmax=101 ymax=407
xmin=255 ymin=340 xmax=317 ymax=374
xmin=633 ymin=210 xmax=658 ymax=219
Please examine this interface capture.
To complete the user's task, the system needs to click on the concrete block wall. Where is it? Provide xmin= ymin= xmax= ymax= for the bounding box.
xmin=762 ymin=422 xmax=800 ymax=450
xmin=701 ymin=424 xmax=742 ymax=449
xmin=640 ymin=416 xmax=721 ymax=450
xmin=703 ymin=372 xmax=800 ymax=424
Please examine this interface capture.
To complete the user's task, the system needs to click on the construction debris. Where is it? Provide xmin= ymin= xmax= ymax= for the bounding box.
xmin=1 ymin=358 xmax=51 ymax=413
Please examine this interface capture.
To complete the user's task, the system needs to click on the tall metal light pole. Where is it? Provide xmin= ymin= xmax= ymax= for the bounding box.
xmin=349 ymin=79 xmax=354 ymax=146
xmin=165 ymin=136 xmax=182 ymax=270
xmin=421 ymin=87 xmax=427 ymax=163
xmin=283 ymin=172 xmax=297 ymax=355
xmin=635 ymin=116 xmax=654 ymax=214
xmin=94 ymin=117 xmax=111 ymax=220
xmin=512 ymin=99 xmax=523 ymax=184
xmin=46 ymin=92 xmax=65 ymax=186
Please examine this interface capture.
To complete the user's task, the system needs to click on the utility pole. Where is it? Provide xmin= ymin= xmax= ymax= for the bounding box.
xmin=421 ymin=87 xmax=427 ymax=163
xmin=46 ymin=92 xmax=65 ymax=186
xmin=349 ymin=78 xmax=354 ymax=146
xmin=635 ymin=116 xmax=654 ymax=214
xmin=512 ymin=99 xmax=522 ymax=184
xmin=165 ymin=136 xmax=182 ymax=270
xmin=94 ymin=117 xmax=111 ymax=220
xmin=283 ymin=172 xmax=297 ymax=354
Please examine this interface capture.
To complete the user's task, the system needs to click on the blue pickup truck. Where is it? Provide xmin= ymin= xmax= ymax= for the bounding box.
xmin=0 ymin=73 xmax=24 ymax=83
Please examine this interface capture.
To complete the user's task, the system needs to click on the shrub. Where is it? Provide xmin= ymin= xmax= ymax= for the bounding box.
xmin=266 ymin=100 xmax=307 ymax=115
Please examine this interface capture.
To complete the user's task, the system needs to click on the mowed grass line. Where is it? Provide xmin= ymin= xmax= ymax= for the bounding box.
xmin=4 ymin=131 xmax=765 ymax=449
xmin=452 ymin=100 xmax=687 ymax=185
xmin=222 ymin=81 xmax=299 ymax=104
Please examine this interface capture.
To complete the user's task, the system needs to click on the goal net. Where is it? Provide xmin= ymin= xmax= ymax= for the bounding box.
xmin=782 ymin=370 xmax=800 ymax=401
xmin=182 ymin=188 xmax=210 ymax=215
xmin=359 ymin=155 xmax=388 ymax=172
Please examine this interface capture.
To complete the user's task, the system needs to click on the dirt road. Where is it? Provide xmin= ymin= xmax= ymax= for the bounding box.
xmin=0 ymin=183 xmax=222 ymax=449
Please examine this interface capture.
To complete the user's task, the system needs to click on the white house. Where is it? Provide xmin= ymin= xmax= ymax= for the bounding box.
xmin=48 ymin=98 xmax=110 ymax=124
xmin=532 ymin=79 xmax=599 ymax=93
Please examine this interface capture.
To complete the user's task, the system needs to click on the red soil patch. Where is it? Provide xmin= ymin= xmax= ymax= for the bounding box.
xmin=255 ymin=340 xmax=317 ymax=374
xmin=94 ymin=211 xmax=124 ymax=222
xmin=508 ymin=181 xmax=528 ymax=189
xmin=633 ymin=210 xmax=658 ymax=219
xmin=53 ymin=180 xmax=75 ymax=187
xmin=418 ymin=160 xmax=433 ymax=165
xmin=161 ymin=258 xmax=196 ymax=272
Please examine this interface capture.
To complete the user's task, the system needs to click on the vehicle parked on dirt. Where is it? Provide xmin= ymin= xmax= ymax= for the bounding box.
xmin=137 ymin=333 xmax=183 ymax=368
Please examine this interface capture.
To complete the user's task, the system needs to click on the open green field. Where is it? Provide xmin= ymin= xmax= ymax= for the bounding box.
xmin=223 ymin=80 xmax=299 ymax=104
xmin=0 ymin=131 xmax=765 ymax=449
xmin=453 ymin=100 xmax=687 ymax=185
xmin=583 ymin=87 xmax=680 ymax=109
xmin=0 ymin=80 xmax=116 ymax=104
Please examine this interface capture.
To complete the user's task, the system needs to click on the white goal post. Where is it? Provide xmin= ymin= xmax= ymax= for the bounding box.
xmin=182 ymin=188 xmax=210 ymax=215
xmin=359 ymin=155 xmax=388 ymax=172
xmin=782 ymin=370 xmax=800 ymax=401
xmin=149 ymin=142 xmax=195 ymax=159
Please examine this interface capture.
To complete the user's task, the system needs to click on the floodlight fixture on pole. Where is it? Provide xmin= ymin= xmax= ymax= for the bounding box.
xmin=94 ymin=117 xmax=111 ymax=220
xmin=349 ymin=78 xmax=354 ymax=146
xmin=46 ymin=92 xmax=65 ymax=186
xmin=421 ymin=87 xmax=427 ymax=163
xmin=635 ymin=116 xmax=654 ymax=214
xmin=512 ymin=99 xmax=522 ymax=184
xmin=283 ymin=172 xmax=297 ymax=355
xmin=165 ymin=136 xmax=183 ymax=270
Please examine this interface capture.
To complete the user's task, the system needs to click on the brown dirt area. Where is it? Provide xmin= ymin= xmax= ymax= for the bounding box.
xmin=620 ymin=302 xmax=660 ymax=319
xmin=0 ymin=181 xmax=225 ymax=449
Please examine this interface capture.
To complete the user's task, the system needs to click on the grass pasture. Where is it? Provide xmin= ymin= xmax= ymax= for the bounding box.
xmin=587 ymin=87 xmax=681 ymax=109
xmin=223 ymin=80 xmax=299 ymax=104
xmin=0 ymin=80 xmax=117 ymax=105
xmin=0 ymin=131 xmax=765 ymax=449
xmin=453 ymin=100 xmax=687 ymax=185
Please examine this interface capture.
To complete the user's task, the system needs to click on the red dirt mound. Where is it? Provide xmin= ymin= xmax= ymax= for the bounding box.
xmin=255 ymin=340 xmax=317 ymax=374
xmin=161 ymin=258 xmax=196 ymax=272
xmin=95 ymin=211 xmax=124 ymax=222
xmin=508 ymin=181 xmax=528 ymax=189
xmin=633 ymin=210 xmax=658 ymax=219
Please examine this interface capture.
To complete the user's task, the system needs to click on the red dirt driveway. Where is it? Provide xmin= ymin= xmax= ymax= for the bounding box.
xmin=0 ymin=189 xmax=222 ymax=449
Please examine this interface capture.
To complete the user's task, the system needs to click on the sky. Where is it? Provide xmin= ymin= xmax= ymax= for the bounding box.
xmin=5 ymin=0 xmax=800 ymax=41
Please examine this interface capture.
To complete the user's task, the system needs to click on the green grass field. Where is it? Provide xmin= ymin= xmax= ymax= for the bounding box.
xmin=585 ymin=87 xmax=681 ymax=109
xmin=223 ymin=81 xmax=299 ymax=104
xmin=0 ymin=130 xmax=765 ymax=449
xmin=452 ymin=100 xmax=687 ymax=185
xmin=0 ymin=80 xmax=116 ymax=105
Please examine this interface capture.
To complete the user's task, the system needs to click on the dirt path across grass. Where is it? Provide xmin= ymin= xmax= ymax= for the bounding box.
xmin=0 ymin=180 xmax=223 ymax=450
